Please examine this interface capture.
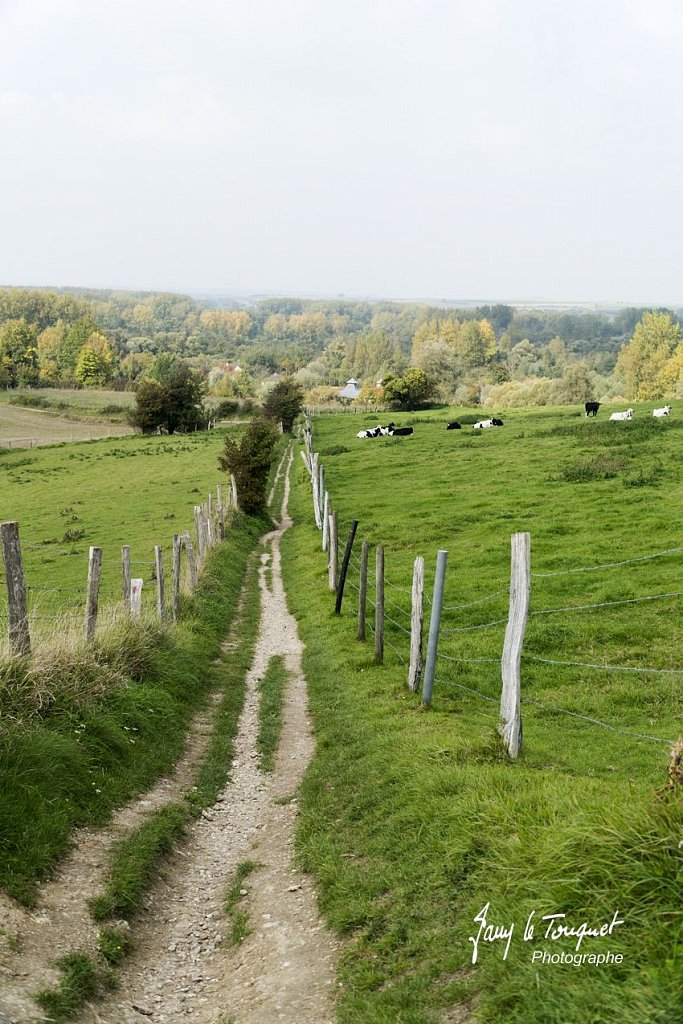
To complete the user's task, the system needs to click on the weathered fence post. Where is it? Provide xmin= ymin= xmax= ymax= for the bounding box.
xmin=335 ymin=520 xmax=358 ymax=614
xmin=499 ymin=532 xmax=530 ymax=759
xmin=230 ymin=473 xmax=238 ymax=510
xmin=322 ymin=491 xmax=330 ymax=552
xmin=182 ymin=532 xmax=198 ymax=590
xmin=318 ymin=464 xmax=325 ymax=515
xmin=328 ymin=509 xmax=338 ymax=592
xmin=311 ymin=453 xmax=322 ymax=529
xmin=1 ymin=521 xmax=30 ymax=656
xmin=375 ymin=545 xmax=384 ymax=663
xmin=122 ymin=545 xmax=131 ymax=613
xmin=85 ymin=545 xmax=103 ymax=642
xmin=155 ymin=545 xmax=165 ymax=620
xmin=358 ymin=539 xmax=368 ymax=641
xmin=130 ymin=579 xmax=143 ymax=618
xmin=194 ymin=506 xmax=204 ymax=565
xmin=408 ymin=555 xmax=425 ymax=692
xmin=172 ymin=534 xmax=181 ymax=621
xmin=421 ymin=549 xmax=448 ymax=707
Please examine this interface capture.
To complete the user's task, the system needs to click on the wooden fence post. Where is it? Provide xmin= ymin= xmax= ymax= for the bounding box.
xmin=155 ymin=545 xmax=165 ymax=620
xmin=172 ymin=534 xmax=181 ymax=621
xmin=328 ymin=510 xmax=338 ymax=592
xmin=182 ymin=532 xmax=198 ymax=590
xmin=194 ymin=506 xmax=204 ymax=565
xmin=230 ymin=473 xmax=238 ymax=510
xmin=122 ymin=545 xmax=131 ymax=613
xmin=335 ymin=519 xmax=358 ymax=614
xmin=422 ymin=549 xmax=448 ymax=707
xmin=375 ymin=545 xmax=384 ymax=664
xmin=358 ymin=539 xmax=368 ymax=641
xmin=85 ymin=546 xmax=103 ymax=643
xmin=1 ymin=521 xmax=30 ymax=656
xmin=499 ymin=531 xmax=530 ymax=759
xmin=130 ymin=579 xmax=143 ymax=617
xmin=318 ymin=464 xmax=325 ymax=514
xmin=322 ymin=491 xmax=330 ymax=552
xmin=311 ymin=453 xmax=322 ymax=529
xmin=407 ymin=555 xmax=425 ymax=692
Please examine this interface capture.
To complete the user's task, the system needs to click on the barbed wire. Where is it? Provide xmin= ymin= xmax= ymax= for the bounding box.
xmin=532 ymin=546 xmax=683 ymax=578
xmin=439 ymin=616 xmax=508 ymax=635
xmin=441 ymin=587 xmax=510 ymax=612
xmin=436 ymin=677 xmax=499 ymax=703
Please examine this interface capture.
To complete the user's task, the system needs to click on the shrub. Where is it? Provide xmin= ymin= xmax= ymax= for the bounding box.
xmin=262 ymin=377 xmax=304 ymax=433
xmin=218 ymin=417 xmax=279 ymax=514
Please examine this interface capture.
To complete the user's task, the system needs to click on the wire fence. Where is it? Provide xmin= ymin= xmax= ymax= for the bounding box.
xmin=301 ymin=420 xmax=682 ymax=767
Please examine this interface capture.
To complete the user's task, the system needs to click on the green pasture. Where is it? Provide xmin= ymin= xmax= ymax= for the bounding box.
xmin=0 ymin=429 xmax=233 ymax=640
xmin=282 ymin=402 xmax=683 ymax=1023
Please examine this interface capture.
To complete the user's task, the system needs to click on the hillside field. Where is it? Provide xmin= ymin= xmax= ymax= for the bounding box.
xmin=0 ymin=429 xmax=234 ymax=646
xmin=282 ymin=401 xmax=683 ymax=1023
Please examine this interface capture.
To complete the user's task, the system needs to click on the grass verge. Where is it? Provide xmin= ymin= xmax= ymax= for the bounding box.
xmin=34 ymin=952 xmax=114 ymax=1023
xmin=256 ymin=655 xmax=288 ymax=773
xmin=281 ymin=426 xmax=683 ymax=1024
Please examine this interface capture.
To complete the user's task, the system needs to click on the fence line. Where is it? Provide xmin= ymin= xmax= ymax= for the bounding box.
xmin=1 ymin=477 xmax=235 ymax=651
xmin=299 ymin=412 xmax=681 ymax=770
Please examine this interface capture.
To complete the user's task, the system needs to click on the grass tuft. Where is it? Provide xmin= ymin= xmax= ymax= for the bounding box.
xmin=34 ymin=952 xmax=114 ymax=1023
xmin=256 ymin=655 xmax=288 ymax=772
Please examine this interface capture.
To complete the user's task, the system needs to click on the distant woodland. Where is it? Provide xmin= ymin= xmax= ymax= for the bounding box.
xmin=1 ymin=286 xmax=682 ymax=405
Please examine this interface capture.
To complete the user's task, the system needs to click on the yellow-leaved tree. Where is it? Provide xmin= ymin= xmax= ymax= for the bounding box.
xmin=615 ymin=311 xmax=682 ymax=399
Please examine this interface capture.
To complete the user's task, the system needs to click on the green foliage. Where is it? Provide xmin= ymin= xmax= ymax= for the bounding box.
xmin=382 ymin=366 xmax=438 ymax=410
xmin=35 ymin=952 xmax=113 ymax=1022
xmin=98 ymin=925 xmax=133 ymax=966
xmin=223 ymin=860 xmax=260 ymax=945
xmin=130 ymin=355 xmax=206 ymax=434
xmin=219 ymin=417 xmax=279 ymax=514
xmin=616 ymin=311 xmax=683 ymax=400
xmin=262 ymin=376 xmax=304 ymax=433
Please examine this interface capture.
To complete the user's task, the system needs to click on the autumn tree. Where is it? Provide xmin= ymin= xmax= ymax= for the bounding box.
xmin=615 ymin=312 xmax=683 ymax=399
xmin=75 ymin=333 xmax=116 ymax=387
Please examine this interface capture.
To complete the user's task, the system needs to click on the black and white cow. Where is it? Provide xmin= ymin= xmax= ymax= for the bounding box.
xmin=356 ymin=426 xmax=382 ymax=438
xmin=652 ymin=406 xmax=672 ymax=417
xmin=446 ymin=421 xmax=462 ymax=430
xmin=473 ymin=418 xmax=504 ymax=429
xmin=389 ymin=426 xmax=414 ymax=436
xmin=609 ymin=408 xmax=634 ymax=421
xmin=585 ymin=402 xmax=600 ymax=417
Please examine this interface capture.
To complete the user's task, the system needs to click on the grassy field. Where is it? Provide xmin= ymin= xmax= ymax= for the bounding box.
xmin=281 ymin=402 xmax=683 ymax=1023
xmin=0 ymin=429 xmax=234 ymax=645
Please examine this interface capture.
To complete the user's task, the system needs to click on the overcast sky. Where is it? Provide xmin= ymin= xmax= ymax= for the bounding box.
xmin=1 ymin=0 xmax=682 ymax=302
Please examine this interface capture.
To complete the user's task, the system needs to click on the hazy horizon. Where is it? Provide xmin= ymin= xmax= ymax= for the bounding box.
xmin=2 ymin=0 xmax=682 ymax=303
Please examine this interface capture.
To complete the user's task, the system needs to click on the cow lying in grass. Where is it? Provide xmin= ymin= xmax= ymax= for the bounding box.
xmin=356 ymin=422 xmax=414 ymax=438
xmin=609 ymin=409 xmax=634 ymax=421
xmin=473 ymin=418 xmax=504 ymax=429
xmin=652 ymin=406 xmax=672 ymax=417
xmin=446 ymin=421 xmax=462 ymax=430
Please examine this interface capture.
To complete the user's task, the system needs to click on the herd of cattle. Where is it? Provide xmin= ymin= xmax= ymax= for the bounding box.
xmin=356 ymin=403 xmax=674 ymax=440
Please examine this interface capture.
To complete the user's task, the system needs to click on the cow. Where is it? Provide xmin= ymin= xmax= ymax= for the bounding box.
xmin=585 ymin=402 xmax=600 ymax=417
xmin=379 ymin=422 xmax=396 ymax=435
xmin=609 ymin=408 xmax=634 ymax=421
xmin=473 ymin=418 xmax=504 ymax=429
xmin=389 ymin=426 xmax=414 ymax=436
xmin=446 ymin=421 xmax=462 ymax=430
xmin=652 ymin=406 xmax=672 ymax=417
xmin=357 ymin=426 xmax=381 ymax=438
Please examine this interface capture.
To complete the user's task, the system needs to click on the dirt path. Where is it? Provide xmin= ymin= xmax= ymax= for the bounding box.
xmin=0 ymin=581 xmax=254 ymax=1023
xmin=74 ymin=446 xmax=339 ymax=1024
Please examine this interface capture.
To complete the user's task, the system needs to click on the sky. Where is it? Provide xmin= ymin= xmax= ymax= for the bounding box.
xmin=1 ymin=0 xmax=682 ymax=303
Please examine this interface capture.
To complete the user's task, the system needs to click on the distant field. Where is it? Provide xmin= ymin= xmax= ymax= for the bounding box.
xmin=0 ymin=388 xmax=234 ymax=446
xmin=0 ymin=428 xmax=236 ymax=643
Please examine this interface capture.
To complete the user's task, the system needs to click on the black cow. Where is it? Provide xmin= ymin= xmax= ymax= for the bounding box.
xmin=446 ymin=421 xmax=462 ymax=430
xmin=585 ymin=402 xmax=600 ymax=417
xmin=390 ymin=427 xmax=414 ymax=437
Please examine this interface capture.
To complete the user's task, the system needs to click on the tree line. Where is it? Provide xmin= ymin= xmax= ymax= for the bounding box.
xmin=0 ymin=286 xmax=681 ymax=405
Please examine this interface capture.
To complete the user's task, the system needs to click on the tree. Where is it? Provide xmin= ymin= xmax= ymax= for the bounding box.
xmin=129 ymin=355 xmax=206 ymax=434
xmin=262 ymin=377 xmax=304 ymax=433
xmin=75 ymin=332 xmax=116 ymax=387
xmin=218 ymin=417 xmax=279 ymax=515
xmin=615 ymin=312 xmax=682 ymax=400
xmin=382 ymin=367 xmax=438 ymax=410
xmin=548 ymin=363 xmax=595 ymax=405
